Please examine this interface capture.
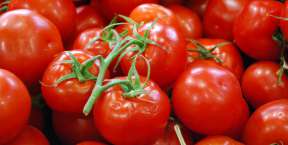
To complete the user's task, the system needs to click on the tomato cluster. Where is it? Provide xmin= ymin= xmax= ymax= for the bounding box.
xmin=0 ymin=0 xmax=288 ymax=145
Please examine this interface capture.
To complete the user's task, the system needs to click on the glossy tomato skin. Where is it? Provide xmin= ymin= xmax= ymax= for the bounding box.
xmin=0 ymin=69 xmax=31 ymax=144
xmin=234 ymin=0 xmax=283 ymax=60
xmin=168 ymin=4 xmax=203 ymax=39
xmin=187 ymin=39 xmax=244 ymax=80
xmin=121 ymin=21 xmax=187 ymax=88
xmin=76 ymin=5 xmax=107 ymax=35
xmin=42 ymin=50 xmax=106 ymax=113
xmin=77 ymin=141 xmax=106 ymax=145
xmin=204 ymin=0 xmax=249 ymax=40
xmin=0 ymin=9 xmax=64 ymax=87
xmin=8 ymin=0 xmax=76 ymax=44
xmin=6 ymin=126 xmax=49 ymax=145
xmin=195 ymin=136 xmax=244 ymax=145
xmin=53 ymin=112 xmax=103 ymax=145
xmin=242 ymin=61 xmax=288 ymax=109
xmin=243 ymin=99 xmax=288 ymax=145
xmin=172 ymin=60 xmax=249 ymax=137
xmin=280 ymin=1 xmax=288 ymax=40
xmin=94 ymin=77 xmax=171 ymax=145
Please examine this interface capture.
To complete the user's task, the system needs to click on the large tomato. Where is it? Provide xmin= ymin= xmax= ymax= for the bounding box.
xmin=8 ymin=0 xmax=76 ymax=44
xmin=204 ymin=0 xmax=249 ymax=40
xmin=0 ymin=9 xmax=64 ymax=87
xmin=243 ymin=99 xmax=288 ymax=145
xmin=195 ymin=136 xmax=244 ymax=145
xmin=0 ymin=69 xmax=31 ymax=144
xmin=234 ymin=0 xmax=283 ymax=60
xmin=172 ymin=60 xmax=249 ymax=137
xmin=242 ymin=61 xmax=288 ymax=108
xmin=6 ymin=126 xmax=49 ymax=145
xmin=41 ymin=50 xmax=108 ymax=113
xmin=77 ymin=141 xmax=106 ymax=145
xmin=53 ymin=112 xmax=103 ymax=145
xmin=187 ymin=39 xmax=244 ymax=80
xmin=93 ymin=77 xmax=171 ymax=145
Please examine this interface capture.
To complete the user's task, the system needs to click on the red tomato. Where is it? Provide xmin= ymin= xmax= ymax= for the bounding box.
xmin=172 ymin=60 xmax=249 ymax=137
xmin=204 ymin=0 xmax=249 ymax=40
xmin=0 ymin=69 xmax=31 ymax=144
xmin=234 ymin=0 xmax=283 ymax=60
xmin=186 ymin=0 xmax=209 ymax=18
xmin=120 ymin=20 xmax=187 ymax=88
xmin=280 ymin=1 xmax=288 ymax=40
xmin=8 ymin=0 xmax=76 ymax=44
xmin=243 ymin=99 xmax=288 ymax=145
xmin=77 ymin=141 xmax=106 ymax=145
xmin=6 ymin=126 xmax=49 ymax=145
xmin=242 ymin=61 xmax=288 ymax=108
xmin=0 ymin=9 xmax=64 ymax=87
xmin=195 ymin=136 xmax=244 ymax=145
xmin=93 ymin=77 xmax=171 ymax=145
xmin=76 ymin=5 xmax=107 ymax=35
xmin=53 ymin=112 xmax=103 ymax=145
xmin=187 ymin=39 xmax=244 ymax=80
xmin=42 ymin=50 xmax=108 ymax=113
xmin=29 ymin=107 xmax=45 ymax=131
xmin=160 ymin=0 xmax=182 ymax=6
xmin=168 ymin=4 xmax=203 ymax=39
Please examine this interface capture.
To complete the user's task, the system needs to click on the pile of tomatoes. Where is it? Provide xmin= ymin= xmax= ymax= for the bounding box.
xmin=0 ymin=0 xmax=288 ymax=145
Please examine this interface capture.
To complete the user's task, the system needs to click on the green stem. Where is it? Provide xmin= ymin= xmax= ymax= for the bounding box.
xmin=0 ymin=5 xmax=7 ymax=12
xmin=174 ymin=124 xmax=187 ymax=145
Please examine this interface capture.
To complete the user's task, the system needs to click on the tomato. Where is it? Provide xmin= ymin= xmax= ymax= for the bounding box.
xmin=234 ymin=0 xmax=283 ymax=60
xmin=168 ymin=4 xmax=203 ymax=39
xmin=187 ymin=39 xmax=244 ymax=80
xmin=77 ymin=141 xmax=106 ymax=145
xmin=204 ymin=0 xmax=249 ymax=40
xmin=6 ymin=126 xmax=49 ymax=145
xmin=53 ymin=112 xmax=103 ymax=145
xmin=8 ymin=0 xmax=76 ymax=44
xmin=242 ymin=61 xmax=288 ymax=109
xmin=120 ymin=20 xmax=187 ymax=88
xmin=29 ymin=107 xmax=45 ymax=131
xmin=186 ymin=0 xmax=209 ymax=18
xmin=172 ymin=60 xmax=249 ymax=137
xmin=0 ymin=9 xmax=64 ymax=87
xmin=160 ymin=0 xmax=182 ymax=6
xmin=42 ymin=50 xmax=108 ymax=113
xmin=243 ymin=99 xmax=288 ymax=145
xmin=195 ymin=136 xmax=244 ymax=145
xmin=76 ymin=5 xmax=107 ymax=35
xmin=0 ymin=69 xmax=31 ymax=144
xmin=280 ymin=1 xmax=288 ymax=40
xmin=93 ymin=77 xmax=171 ymax=145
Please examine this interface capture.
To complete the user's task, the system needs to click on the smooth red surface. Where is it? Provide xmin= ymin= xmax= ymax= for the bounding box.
xmin=195 ymin=136 xmax=244 ymax=145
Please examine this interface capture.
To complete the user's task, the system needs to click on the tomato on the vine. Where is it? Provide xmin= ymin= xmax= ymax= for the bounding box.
xmin=195 ymin=136 xmax=244 ymax=145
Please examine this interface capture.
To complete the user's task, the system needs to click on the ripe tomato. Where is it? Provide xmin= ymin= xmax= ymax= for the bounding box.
xmin=53 ymin=112 xmax=103 ymax=145
xmin=187 ymin=39 xmax=244 ymax=80
xmin=93 ymin=77 xmax=171 ymax=145
xmin=8 ymin=0 xmax=76 ymax=44
xmin=204 ymin=0 xmax=249 ymax=40
xmin=243 ymin=99 xmax=288 ymax=145
xmin=77 ymin=141 xmax=106 ymax=145
xmin=172 ymin=60 xmax=249 ymax=137
xmin=120 ymin=20 xmax=187 ymax=88
xmin=0 ymin=69 xmax=31 ymax=144
xmin=234 ymin=0 xmax=283 ymax=60
xmin=168 ymin=4 xmax=203 ymax=39
xmin=42 ymin=50 xmax=108 ymax=113
xmin=6 ymin=126 xmax=49 ymax=145
xmin=0 ymin=9 xmax=64 ymax=87
xmin=186 ymin=0 xmax=209 ymax=18
xmin=195 ymin=136 xmax=244 ymax=145
xmin=280 ymin=1 xmax=288 ymax=40
xmin=76 ymin=5 xmax=107 ymax=35
xmin=242 ymin=61 xmax=288 ymax=109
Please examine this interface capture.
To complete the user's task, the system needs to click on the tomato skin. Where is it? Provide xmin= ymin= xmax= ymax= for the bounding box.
xmin=234 ymin=0 xmax=282 ymax=60
xmin=0 ymin=69 xmax=31 ymax=144
xmin=243 ymin=99 xmax=288 ymax=145
xmin=172 ymin=60 xmax=249 ymax=137
xmin=195 ymin=136 xmax=244 ymax=145
xmin=187 ymin=39 xmax=244 ymax=80
xmin=94 ymin=77 xmax=171 ymax=145
xmin=6 ymin=126 xmax=49 ymax=145
xmin=280 ymin=1 xmax=288 ymax=40
xmin=204 ymin=0 xmax=249 ymax=40
xmin=76 ymin=5 xmax=107 ymax=35
xmin=242 ymin=61 xmax=288 ymax=109
xmin=0 ymin=9 xmax=64 ymax=87
xmin=41 ymin=50 xmax=106 ymax=113
xmin=121 ymin=21 xmax=187 ymax=88
xmin=77 ymin=141 xmax=106 ymax=145
xmin=168 ymin=4 xmax=203 ymax=39
xmin=53 ymin=112 xmax=103 ymax=145
xmin=8 ymin=0 xmax=76 ymax=44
